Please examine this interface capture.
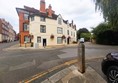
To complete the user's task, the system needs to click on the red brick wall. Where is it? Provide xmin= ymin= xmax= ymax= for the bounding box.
xmin=19 ymin=12 xmax=29 ymax=45
xmin=40 ymin=0 xmax=46 ymax=13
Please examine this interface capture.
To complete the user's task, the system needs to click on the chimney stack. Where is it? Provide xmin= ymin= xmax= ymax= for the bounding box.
xmin=48 ymin=4 xmax=53 ymax=17
xmin=40 ymin=0 xmax=46 ymax=13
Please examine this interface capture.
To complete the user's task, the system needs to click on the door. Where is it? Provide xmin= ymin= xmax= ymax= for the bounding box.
xmin=43 ymin=39 xmax=47 ymax=47
xmin=67 ymin=38 xmax=70 ymax=44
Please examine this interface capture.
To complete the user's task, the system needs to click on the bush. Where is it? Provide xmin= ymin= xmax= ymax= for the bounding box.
xmin=96 ymin=30 xmax=118 ymax=45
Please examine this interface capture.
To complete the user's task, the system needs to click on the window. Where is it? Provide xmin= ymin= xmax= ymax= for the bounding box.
xmin=40 ymin=17 xmax=45 ymax=22
xmin=57 ymin=37 xmax=62 ymax=44
xmin=40 ymin=25 xmax=46 ymax=33
xmin=23 ymin=24 xmax=29 ymax=31
xmin=24 ymin=14 xmax=29 ymax=20
xmin=31 ymin=16 xmax=34 ymax=21
xmin=37 ymin=37 xmax=41 ymax=43
xmin=57 ymin=27 xmax=63 ymax=34
xmin=71 ymin=31 xmax=72 ymax=36
xmin=67 ymin=30 xmax=69 ymax=35
xmin=24 ymin=36 xmax=30 ymax=43
xmin=58 ymin=18 xmax=62 ymax=25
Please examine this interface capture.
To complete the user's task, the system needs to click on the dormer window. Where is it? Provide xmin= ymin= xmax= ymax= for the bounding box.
xmin=31 ymin=16 xmax=34 ymax=21
xmin=58 ymin=18 xmax=62 ymax=25
xmin=40 ymin=17 xmax=45 ymax=22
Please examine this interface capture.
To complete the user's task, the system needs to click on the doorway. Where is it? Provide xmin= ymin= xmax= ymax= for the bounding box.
xmin=43 ymin=39 xmax=47 ymax=47
xmin=67 ymin=38 xmax=70 ymax=44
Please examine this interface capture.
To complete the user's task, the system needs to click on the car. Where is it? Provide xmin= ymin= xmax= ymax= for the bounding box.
xmin=101 ymin=52 xmax=118 ymax=83
xmin=79 ymin=38 xmax=84 ymax=43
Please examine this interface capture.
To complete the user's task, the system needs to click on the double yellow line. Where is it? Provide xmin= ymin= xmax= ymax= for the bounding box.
xmin=19 ymin=59 xmax=78 ymax=83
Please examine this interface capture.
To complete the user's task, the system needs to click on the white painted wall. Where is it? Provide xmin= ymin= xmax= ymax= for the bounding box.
xmin=29 ymin=15 xmax=77 ymax=47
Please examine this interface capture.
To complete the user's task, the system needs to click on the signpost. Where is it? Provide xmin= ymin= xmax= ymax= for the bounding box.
xmin=78 ymin=42 xmax=85 ymax=73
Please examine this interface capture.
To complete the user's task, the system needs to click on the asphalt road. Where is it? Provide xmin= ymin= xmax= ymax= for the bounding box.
xmin=0 ymin=42 xmax=118 ymax=83
xmin=0 ymin=41 xmax=18 ymax=51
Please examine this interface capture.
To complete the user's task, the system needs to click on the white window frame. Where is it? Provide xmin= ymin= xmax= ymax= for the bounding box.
xmin=57 ymin=37 xmax=62 ymax=44
xmin=57 ymin=27 xmax=63 ymax=34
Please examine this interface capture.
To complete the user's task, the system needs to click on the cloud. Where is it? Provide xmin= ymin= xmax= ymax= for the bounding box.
xmin=0 ymin=0 xmax=104 ymax=33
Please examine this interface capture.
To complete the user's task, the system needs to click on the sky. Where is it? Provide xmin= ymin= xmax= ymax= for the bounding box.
xmin=0 ymin=0 xmax=104 ymax=33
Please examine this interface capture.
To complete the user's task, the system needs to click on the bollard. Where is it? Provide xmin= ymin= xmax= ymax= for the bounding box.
xmin=78 ymin=43 xmax=85 ymax=73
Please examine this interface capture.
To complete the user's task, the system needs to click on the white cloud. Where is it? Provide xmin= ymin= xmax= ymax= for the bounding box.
xmin=0 ymin=0 xmax=104 ymax=33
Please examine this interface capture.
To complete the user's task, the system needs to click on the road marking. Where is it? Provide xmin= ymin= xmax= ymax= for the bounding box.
xmin=19 ymin=59 xmax=78 ymax=83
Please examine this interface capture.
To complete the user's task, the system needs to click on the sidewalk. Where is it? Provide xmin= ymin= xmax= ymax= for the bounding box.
xmin=4 ymin=44 xmax=77 ymax=51
xmin=22 ymin=62 xmax=107 ymax=83
xmin=40 ymin=64 xmax=107 ymax=83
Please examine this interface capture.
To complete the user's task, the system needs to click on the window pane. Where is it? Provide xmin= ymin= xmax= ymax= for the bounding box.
xmin=24 ymin=36 xmax=30 ymax=43
xmin=40 ymin=25 xmax=46 ymax=33
xmin=37 ymin=37 xmax=41 ymax=43
xmin=40 ymin=17 xmax=45 ymax=22
xmin=57 ymin=27 xmax=63 ymax=34
xmin=23 ymin=24 xmax=29 ymax=31
xmin=58 ymin=18 xmax=62 ymax=25
xmin=24 ymin=14 xmax=28 ymax=20
xmin=31 ymin=17 xmax=34 ymax=21
xmin=57 ymin=37 xmax=62 ymax=44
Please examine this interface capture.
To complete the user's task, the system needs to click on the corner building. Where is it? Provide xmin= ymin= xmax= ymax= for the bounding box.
xmin=16 ymin=0 xmax=77 ymax=47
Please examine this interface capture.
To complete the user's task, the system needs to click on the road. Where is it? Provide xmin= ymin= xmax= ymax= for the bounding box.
xmin=0 ymin=42 xmax=118 ymax=83
xmin=0 ymin=41 xmax=18 ymax=51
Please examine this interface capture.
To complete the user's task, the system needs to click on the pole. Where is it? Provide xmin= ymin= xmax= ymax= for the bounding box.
xmin=78 ymin=43 xmax=85 ymax=73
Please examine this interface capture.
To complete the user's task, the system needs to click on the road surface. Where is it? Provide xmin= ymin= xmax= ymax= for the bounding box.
xmin=0 ymin=42 xmax=118 ymax=83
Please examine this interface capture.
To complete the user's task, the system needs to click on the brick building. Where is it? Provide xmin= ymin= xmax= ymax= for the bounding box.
xmin=0 ymin=18 xmax=16 ymax=42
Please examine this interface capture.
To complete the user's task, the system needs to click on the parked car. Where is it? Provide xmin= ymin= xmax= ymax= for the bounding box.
xmin=79 ymin=38 xmax=84 ymax=43
xmin=101 ymin=52 xmax=118 ymax=83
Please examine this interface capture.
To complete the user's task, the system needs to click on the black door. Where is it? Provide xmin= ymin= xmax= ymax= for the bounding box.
xmin=43 ymin=39 xmax=47 ymax=47
xmin=67 ymin=38 xmax=70 ymax=44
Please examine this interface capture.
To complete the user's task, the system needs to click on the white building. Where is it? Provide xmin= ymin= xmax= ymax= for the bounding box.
xmin=16 ymin=0 xmax=77 ymax=47
xmin=30 ymin=14 xmax=77 ymax=47
xmin=29 ymin=0 xmax=77 ymax=47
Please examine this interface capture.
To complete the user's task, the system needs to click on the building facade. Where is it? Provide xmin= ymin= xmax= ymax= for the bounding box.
xmin=16 ymin=0 xmax=77 ymax=47
xmin=0 ymin=18 xmax=16 ymax=42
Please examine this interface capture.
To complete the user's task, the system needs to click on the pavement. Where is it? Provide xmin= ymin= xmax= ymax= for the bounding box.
xmin=20 ymin=61 xmax=107 ymax=83
xmin=4 ymin=43 xmax=78 ymax=51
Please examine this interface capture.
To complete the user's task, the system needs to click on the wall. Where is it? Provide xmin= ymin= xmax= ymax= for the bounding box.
xmin=30 ymin=16 xmax=77 ymax=47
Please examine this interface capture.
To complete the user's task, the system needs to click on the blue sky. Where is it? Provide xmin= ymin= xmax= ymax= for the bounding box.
xmin=0 ymin=0 xmax=104 ymax=33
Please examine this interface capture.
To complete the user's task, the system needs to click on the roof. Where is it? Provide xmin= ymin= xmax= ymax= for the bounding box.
xmin=16 ymin=6 xmax=58 ymax=20
xmin=16 ymin=6 xmax=76 ymax=29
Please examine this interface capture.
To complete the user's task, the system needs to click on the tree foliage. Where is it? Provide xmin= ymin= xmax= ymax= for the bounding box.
xmin=80 ymin=33 xmax=91 ymax=41
xmin=92 ymin=22 xmax=118 ymax=45
xmin=94 ymin=0 xmax=118 ymax=29
xmin=77 ymin=28 xmax=89 ymax=39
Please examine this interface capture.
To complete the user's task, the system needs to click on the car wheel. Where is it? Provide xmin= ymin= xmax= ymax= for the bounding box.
xmin=107 ymin=66 xmax=118 ymax=83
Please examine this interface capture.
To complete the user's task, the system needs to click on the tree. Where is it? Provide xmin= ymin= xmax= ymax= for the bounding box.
xmin=94 ymin=0 xmax=118 ymax=30
xmin=92 ymin=22 xmax=118 ymax=45
xmin=77 ymin=28 xmax=89 ymax=39
xmin=92 ymin=22 xmax=111 ymax=36
xmin=80 ymin=33 xmax=91 ymax=41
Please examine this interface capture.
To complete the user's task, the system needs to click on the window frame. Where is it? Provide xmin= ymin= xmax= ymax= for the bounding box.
xmin=31 ymin=16 xmax=34 ymax=21
xmin=67 ymin=30 xmax=69 ymax=35
xmin=58 ymin=18 xmax=62 ymax=25
xmin=57 ymin=27 xmax=63 ymax=34
xmin=23 ymin=24 xmax=29 ymax=31
xmin=24 ymin=14 xmax=29 ymax=20
xmin=40 ymin=25 xmax=46 ymax=33
xmin=24 ymin=36 xmax=30 ymax=43
xmin=37 ymin=36 xmax=41 ymax=43
xmin=40 ymin=17 xmax=45 ymax=22
xmin=57 ymin=37 xmax=62 ymax=44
